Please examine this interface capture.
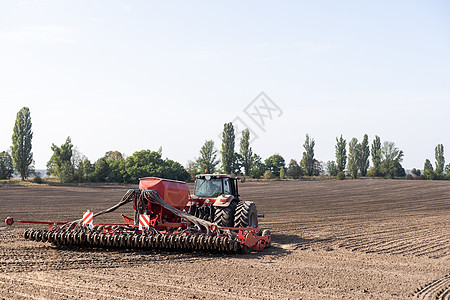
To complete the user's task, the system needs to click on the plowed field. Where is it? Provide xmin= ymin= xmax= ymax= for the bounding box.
xmin=1 ymin=179 xmax=449 ymax=299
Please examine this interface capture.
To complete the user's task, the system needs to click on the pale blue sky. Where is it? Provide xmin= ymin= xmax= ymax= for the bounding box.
xmin=1 ymin=0 xmax=449 ymax=170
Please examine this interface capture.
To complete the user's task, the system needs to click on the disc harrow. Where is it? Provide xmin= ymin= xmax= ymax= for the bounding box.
xmin=23 ymin=228 xmax=245 ymax=253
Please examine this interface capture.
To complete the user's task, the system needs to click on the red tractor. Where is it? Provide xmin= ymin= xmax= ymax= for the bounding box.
xmin=188 ymin=174 xmax=258 ymax=228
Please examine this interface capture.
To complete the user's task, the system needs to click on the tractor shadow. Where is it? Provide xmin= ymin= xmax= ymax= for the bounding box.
xmin=272 ymin=233 xmax=313 ymax=245
xmin=269 ymin=233 xmax=335 ymax=252
xmin=231 ymin=233 xmax=336 ymax=260
xmin=24 ymin=232 xmax=337 ymax=270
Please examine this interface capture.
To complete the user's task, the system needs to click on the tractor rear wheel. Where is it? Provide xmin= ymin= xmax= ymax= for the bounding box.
xmin=214 ymin=201 xmax=237 ymax=227
xmin=234 ymin=201 xmax=258 ymax=228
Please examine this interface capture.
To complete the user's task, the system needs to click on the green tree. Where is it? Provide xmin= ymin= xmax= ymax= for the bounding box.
xmin=313 ymin=160 xmax=324 ymax=176
xmin=423 ymin=159 xmax=435 ymax=180
xmin=93 ymin=158 xmax=109 ymax=182
xmin=104 ymin=152 xmax=125 ymax=182
xmin=221 ymin=122 xmax=235 ymax=174
xmin=230 ymin=153 xmax=242 ymax=175
xmin=105 ymin=150 xmax=124 ymax=161
xmin=335 ymin=135 xmax=347 ymax=172
xmin=47 ymin=137 xmax=74 ymax=183
xmin=411 ymin=168 xmax=421 ymax=176
xmin=265 ymin=154 xmax=285 ymax=177
xmin=424 ymin=159 xmax=433 ymax=173
xmin=60 ymin=162 xmax=75 ymax=182
xmin=239 ymin=129 xmax=253 ymax=176
xmin=11 ymin=107 xmax=34 ymax=180
xmin=347 ymin=138 xmax=360 ymax=179
xmin=250 ymin=154 xmax=266 ymax=179
xmin=80 ymin=158 xmax=93 ymax=182
xmin=197 ymin=140 xmax=219 ymax=173
xmin=336 ymin=171 xmax=346 ymax=180
xmin=161 ymin=159 xmax=190 ymax=181
xmin=445 ymin=164 xmax=450 ymax=180
xmin=380 ymin=141 xmax=404 ymax=178
xmin=279 ymin=167 xmax=286 ymax=179
xmin=301 ymin=134 xmax=315 ymax=176
xmin=435 ymin=144 xmax=445 ymax=176
xmin=124 ymin=150 xmax=164 ymax=183
xmin=326 ymin=160 xmax=338 ymax=177
xmin=371 ymin=135 xmax=382 ymax=176
xmin=287 ymin=159 xmax=303 ymax=179
xmin=263 ymin=170 xmax=274 ymax=179
xmin=359 ymin=134 xmax=370 ymax=176
xmin=396 ymin=162 xmax=406 ymax=177
xmin=123 ymin=150 xmax=189 ymax=183
xmin=186 ymin=160 xmax=200 ymax=181
xmin=0 ymin=151 xmax=14 ymax=179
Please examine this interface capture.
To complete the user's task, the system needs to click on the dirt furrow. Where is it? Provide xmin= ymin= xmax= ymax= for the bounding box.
xmin=366 ymin=234 xmax=448 ymax=255
xmin=0 ymin=273 xmax=131 ymax=300
xmin=413 ymin=274 xmax=450 ymax=300
xmin=402 ymin=238 xmax=450 ymax=257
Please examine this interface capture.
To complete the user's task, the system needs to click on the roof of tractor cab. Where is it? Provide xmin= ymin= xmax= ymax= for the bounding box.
xmin=196 ymin=174 xmax=230 ymax=179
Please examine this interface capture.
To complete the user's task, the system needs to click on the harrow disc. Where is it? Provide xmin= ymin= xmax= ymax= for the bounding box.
xmin=113 ymin=234 xmax=121 ymax=247
xmin=105 ymin=234 xmax=112 ymax=247
xmin=35 ymin=230 xmax=43 ymax=242
xmin=99 ymin=233 xmax=107 ymax=246
xmin=42 ymin=231 xmax=49 ymax=242
xmin=30 ymin=230 xmax=37 ymax=241
xmin=132 ymin=235 xmax=140 ymax=248
xmin=48 ymin=231 xmax=55 ymax=243
xmin=118 ymin=234 xmax=126 ymax=247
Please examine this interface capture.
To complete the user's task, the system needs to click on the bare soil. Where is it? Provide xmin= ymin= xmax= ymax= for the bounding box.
xmin=0 ymin=179 xmax=449 ymax=299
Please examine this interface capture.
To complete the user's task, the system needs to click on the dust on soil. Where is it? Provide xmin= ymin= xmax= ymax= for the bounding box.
xmin=0 ymin=179 xmax=449 ymax=299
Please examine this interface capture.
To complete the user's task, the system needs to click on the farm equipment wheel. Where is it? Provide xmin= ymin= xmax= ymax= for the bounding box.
xmin=234 ymin=201 xmax=258 ymax=228
xmin=214 ymin=201 xmax=237 ymax=227
xmin=261 ymin=229 xmax=271 ymax=247
xmin=240 ymin=245 xmax=251 ymax=254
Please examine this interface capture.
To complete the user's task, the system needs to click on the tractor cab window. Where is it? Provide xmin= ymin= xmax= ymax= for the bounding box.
xmin=223 ymin=177 xmax=231 ymax=195
xmin=194 ymin=178 xmax=223 ymax=198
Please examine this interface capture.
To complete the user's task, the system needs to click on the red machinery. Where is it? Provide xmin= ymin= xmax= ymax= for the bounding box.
xmin=5 ymin=176 xmax=271 ymax=253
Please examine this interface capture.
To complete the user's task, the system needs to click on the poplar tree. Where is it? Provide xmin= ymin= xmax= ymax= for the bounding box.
xmin=301 ymin=134 xmax=315 ymax=176
xmin=371 ymin=135 xmax=382 ymax=175
xmin=239 ymin=129 xmax=253 ymax=176
xmin=221 ymin=122 xmax=235 ymax=174
xmin=11 ymin=107 xmax=34 ymax=180
xmin=335 ymin=135 xmax=347 ymax=172
xmin=347 ymin=138 xmax=360 ymax=179
xmin=359 ymin=134 xmax=370 ymax=176
xmin=435 ymin=144 xmax=445 ymax=176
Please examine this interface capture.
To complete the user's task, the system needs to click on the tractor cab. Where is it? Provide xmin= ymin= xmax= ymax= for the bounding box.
xmin=189 ymin=174 xmax=257 ymax=228
xmin=193 ymin=174 xmax=239 ymax=200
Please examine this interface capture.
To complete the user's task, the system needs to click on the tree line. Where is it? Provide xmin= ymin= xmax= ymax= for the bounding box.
xmin=188 ymin=123 xmax=450 ymax=181
xmin=1 ymin=107 xmax=449 ymax=182
xmin=45 ymin=137 xmax=190 ymax=183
